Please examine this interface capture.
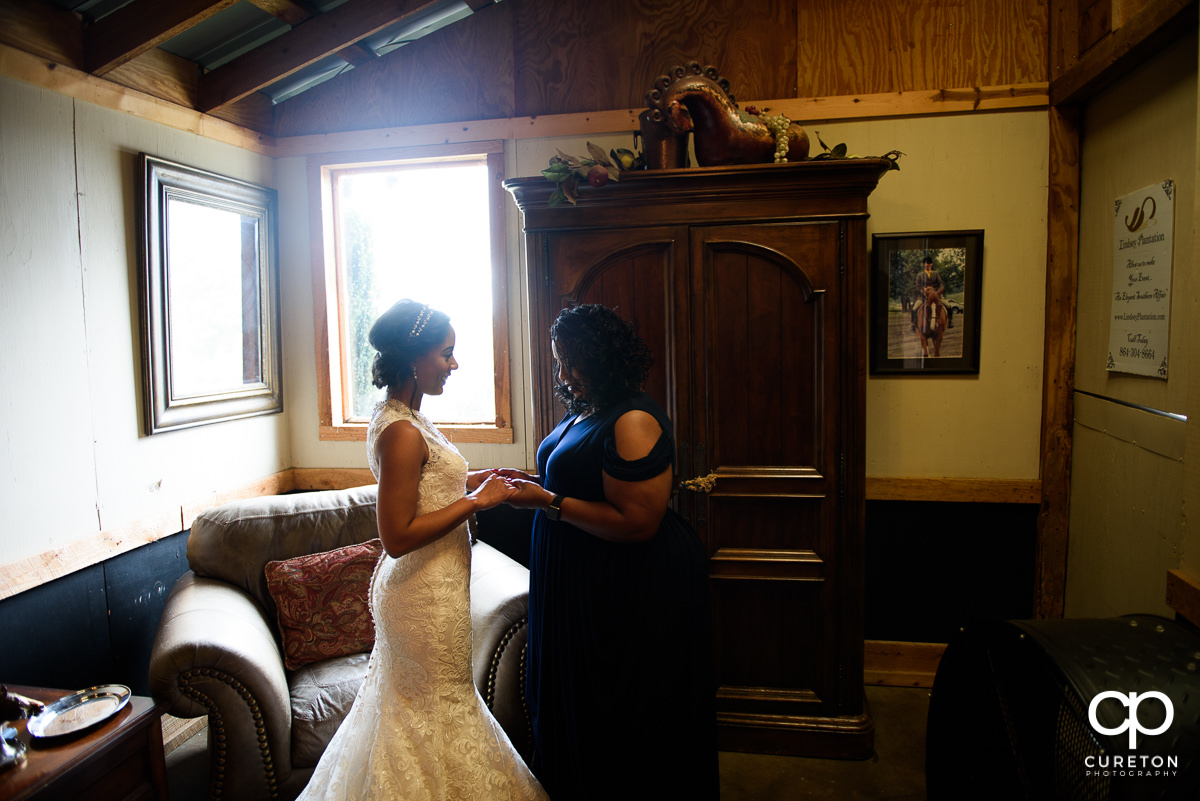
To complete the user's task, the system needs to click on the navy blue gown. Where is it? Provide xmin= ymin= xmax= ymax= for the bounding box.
xmin=526 ymin=393 xmax=719 ymax=800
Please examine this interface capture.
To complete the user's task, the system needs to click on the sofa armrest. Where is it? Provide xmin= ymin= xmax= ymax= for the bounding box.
xmin=149 ymin=571 xmax=296 ymax=801
xmin=469 ymin=541 xmax=532 ymax=759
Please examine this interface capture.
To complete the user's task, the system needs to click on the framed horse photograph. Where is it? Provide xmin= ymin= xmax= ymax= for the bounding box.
xmin=869 ymin=230 xmax=984 ymax=374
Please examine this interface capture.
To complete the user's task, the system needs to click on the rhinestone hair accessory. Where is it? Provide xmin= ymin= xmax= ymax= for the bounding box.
xmin=409 ymin=305 xmax=432 ymax=338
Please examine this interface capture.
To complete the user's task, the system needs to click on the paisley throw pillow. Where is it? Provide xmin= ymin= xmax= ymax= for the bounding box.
xmin=265 ymin=539 xmax=383 ymax=670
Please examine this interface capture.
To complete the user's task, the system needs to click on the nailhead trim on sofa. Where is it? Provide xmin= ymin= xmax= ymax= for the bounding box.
xmin=483 ymin=614 xmax=534 ymax=754
xmin=483 ymin=615 xmax=524 ymax=707
xmin=180 ymin=667 xmax=279 ymax=800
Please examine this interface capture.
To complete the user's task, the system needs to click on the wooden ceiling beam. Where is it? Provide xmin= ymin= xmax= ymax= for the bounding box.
xmin=84 ymin=0 xmax=236 ymax=76
xmin=197 ymin=0 xmax=445 ymax=112
xmin=245 ymin=0 xmax=319 ymax=28
xmin=0 ymin=0 xmax=84 ymax=69
xmin=244 ymin=0 xmax=377 ymax=67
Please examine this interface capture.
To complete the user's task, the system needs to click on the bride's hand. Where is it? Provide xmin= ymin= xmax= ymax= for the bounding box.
xmin=465 ymin=469 xmax=492 ymax=492
xmin=468 ymin=473 xmax=518 ymax=511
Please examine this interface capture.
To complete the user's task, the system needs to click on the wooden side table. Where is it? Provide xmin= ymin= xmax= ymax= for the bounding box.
xmin=0 ymin=686 xmax=167 ymax=801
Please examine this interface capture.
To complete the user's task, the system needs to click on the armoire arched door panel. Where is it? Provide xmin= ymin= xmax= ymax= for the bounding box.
xmin=689 ymin=223 xmax=844 ymax=726
xmin=692 ymin=227 xmax=835 ymax=471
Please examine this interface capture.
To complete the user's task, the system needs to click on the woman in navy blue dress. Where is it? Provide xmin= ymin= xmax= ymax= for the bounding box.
xmin=496 ymin=305 xmax=718 ymax=801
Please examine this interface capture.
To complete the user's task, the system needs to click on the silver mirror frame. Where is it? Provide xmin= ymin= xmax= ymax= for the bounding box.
xmin=138 ymin=154 xmax=282 ymax=435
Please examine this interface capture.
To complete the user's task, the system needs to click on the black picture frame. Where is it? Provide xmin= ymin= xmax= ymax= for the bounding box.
xmin=138 ymin=154 xmax=282 ymax=434
xmin=869 ymin=230 xmax=983 ymax=374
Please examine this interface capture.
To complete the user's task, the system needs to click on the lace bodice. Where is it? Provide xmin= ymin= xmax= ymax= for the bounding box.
xmin=298 ymin=399 xmax=545 ymax=800
xmin=367 ymin=398 xmax=468 ymax=513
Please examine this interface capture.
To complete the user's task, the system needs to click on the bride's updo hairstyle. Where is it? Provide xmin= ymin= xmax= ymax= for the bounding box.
xmin=369 ymin=299 xmax=451 ymax=390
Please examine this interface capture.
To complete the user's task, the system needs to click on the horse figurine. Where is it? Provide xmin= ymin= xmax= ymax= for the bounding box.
xmin=641 ymin=62 xmax=810 ymax=169
xmin=917 ymin=286 xmax=947 ymax=357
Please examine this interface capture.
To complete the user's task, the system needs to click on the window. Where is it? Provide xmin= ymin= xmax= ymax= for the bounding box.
xmin=311 ymin=142 xmax=512 ymax=442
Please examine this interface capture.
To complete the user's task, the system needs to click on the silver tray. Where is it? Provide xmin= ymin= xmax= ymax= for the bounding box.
xmin=26 ymin=684 xmax=130 ymax=738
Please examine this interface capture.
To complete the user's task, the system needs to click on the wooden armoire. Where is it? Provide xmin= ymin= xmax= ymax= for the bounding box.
xmin=505 ymin=159 xmax=892 ymax=758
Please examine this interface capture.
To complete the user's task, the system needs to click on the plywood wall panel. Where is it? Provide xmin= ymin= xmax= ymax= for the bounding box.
xmin=1066 ymin=30 xmax=1197 ymax=619
xmin=272 ymin=2 xmax=516 ymax=137
xmin=1066 ymin=420 xmax=1183 ymax=618
xmin=1051 ymin=0 xmax=1082 ymax=80
xmin=511 ymin=0 xmax=797 ymax=117
xmin=1073 ymin=31 xmax=1195 ymax=415
xmin=70 ymin=98 xmax=287 ymax=537
xmin=796 ymin=0 xmax=1047 ymax=96
xmin=271 ymin=0 xmax=1047 ymax=137
xmin=0 ymin=76 xmax=102 ymax=568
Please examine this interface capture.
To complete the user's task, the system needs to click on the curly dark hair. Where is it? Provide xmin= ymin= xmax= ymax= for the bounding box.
xmin=368 ymin=299 xmax=451 ymax=391
xmin=550 ymin=304 xmax=652 ymax=415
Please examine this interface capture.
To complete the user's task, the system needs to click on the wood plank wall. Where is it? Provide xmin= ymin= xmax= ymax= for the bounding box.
xmin=270 ymin=0 xmax=1047 ymax=137
xmin=1 ymin=0 xmax=1050 ymax=136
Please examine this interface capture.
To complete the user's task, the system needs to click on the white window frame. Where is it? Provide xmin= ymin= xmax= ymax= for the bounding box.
xmin=309 ymin=141 xmax=513 ymax=443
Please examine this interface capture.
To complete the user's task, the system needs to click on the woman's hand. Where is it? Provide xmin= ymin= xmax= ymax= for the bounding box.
xmin=504 ymin=478 xmax=553 ymax=510
xmin=468 ymin=473 xmax=518 ymax=511
xmin=492 ymin=467 xmax=540 ymax=484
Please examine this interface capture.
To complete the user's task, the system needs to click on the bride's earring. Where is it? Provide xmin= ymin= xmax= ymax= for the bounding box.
xmin=408 ymin=368 xmax=421 ymax=408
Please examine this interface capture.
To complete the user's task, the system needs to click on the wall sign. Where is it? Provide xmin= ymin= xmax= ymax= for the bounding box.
xmin=1108 ymin=180 xmax=1174 ymax=378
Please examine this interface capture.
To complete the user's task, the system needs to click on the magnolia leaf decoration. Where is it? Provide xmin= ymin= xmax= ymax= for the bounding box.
xmin=809 ymin=131 xmax=904 ymax=170
xmin=541 ymin=142 xmax=624 ymax=206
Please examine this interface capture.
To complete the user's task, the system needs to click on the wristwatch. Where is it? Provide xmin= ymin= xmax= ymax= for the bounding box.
xmin=545 ymin=494 xmax=565 ymax=522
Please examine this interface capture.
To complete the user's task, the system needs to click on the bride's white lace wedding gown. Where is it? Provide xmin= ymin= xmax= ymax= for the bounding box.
xmin=297 ymin=400 xmax=547 ymax=800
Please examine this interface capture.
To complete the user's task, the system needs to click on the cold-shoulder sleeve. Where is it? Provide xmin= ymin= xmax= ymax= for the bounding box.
xmin=601 ymin=398 xmax=675 ymax=481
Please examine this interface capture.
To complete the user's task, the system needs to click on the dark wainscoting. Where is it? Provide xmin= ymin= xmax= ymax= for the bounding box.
xmin=0 ymin=530 xmax=190 ymax=697
xmin=865 ymin=500 xmax=1038 ymax=644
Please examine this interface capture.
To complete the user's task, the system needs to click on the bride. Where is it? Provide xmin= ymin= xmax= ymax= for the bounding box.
xmin=298 ymin=300 xmax=547 ymax=800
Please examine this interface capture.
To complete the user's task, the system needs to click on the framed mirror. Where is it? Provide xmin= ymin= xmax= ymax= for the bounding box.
xmin=138 ymin=154 xmax=282 ymax=434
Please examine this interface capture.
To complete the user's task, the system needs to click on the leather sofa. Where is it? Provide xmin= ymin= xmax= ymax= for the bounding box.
xmin=149 ymin=485 xmax=532 ymax=801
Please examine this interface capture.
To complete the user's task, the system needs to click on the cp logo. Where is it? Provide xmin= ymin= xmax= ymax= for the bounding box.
xmin=1088 ymin=691 xmax=1174 ymax=749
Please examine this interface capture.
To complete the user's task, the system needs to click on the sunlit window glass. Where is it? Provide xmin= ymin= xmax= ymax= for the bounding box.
xmin=333 ymin=158 xmax=495 ymax=424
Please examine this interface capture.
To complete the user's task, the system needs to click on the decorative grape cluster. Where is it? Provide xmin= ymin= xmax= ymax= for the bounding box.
xmin=759 ymin=113 xmax=793 ymax=163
